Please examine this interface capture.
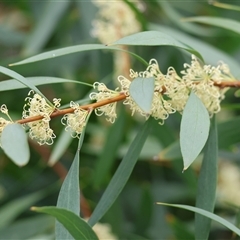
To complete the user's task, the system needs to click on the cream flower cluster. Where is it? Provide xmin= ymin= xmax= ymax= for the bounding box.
xmin=89 ymin=82 xmax=120 ymax=123
xmin=22 ymin=90 xmax=61 ymax=145
xmin=116 ymin=55 xmax=233 ymax=124
xmin=91 ymin=0 xmax=143 ymax=44
xmin=61 ymin=101 xmax=89 ymax=138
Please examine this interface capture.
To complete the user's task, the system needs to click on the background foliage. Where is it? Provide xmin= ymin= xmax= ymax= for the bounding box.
xmin=0 ymin=1 xmax=240 ymax=239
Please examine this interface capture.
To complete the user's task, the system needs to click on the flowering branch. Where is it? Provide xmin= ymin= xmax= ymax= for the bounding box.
xmin=16 ymin=93 xmax=126 ymax=125
xmin=1 ymin=55 xmax=239 ymax=146
xmin=14 ymin=80 xmax=239 ymax=125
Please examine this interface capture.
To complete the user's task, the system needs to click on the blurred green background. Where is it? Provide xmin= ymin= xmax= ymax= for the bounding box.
xmin=0 ymin=1 xmax=240 ymax=239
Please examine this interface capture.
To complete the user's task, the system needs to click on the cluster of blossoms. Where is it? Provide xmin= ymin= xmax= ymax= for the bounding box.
xmin=93 ymin=55 xmax=233 ymax=125
xmin=22 ymin=90 xmax=61 ymax=145
xmin=91 ymin=0 xmax=144 ymax=44
xmin=61 ymin=101 xmax=89 ymax=138
xmin=0 ymin=55 xmax=234 ymax=146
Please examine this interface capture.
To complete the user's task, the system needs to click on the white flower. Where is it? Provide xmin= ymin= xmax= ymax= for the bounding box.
xmin=89 ymin=82 xmax=119 ymax=123
xmin=91 ymin=0 xmax=143 ymax=44
xmin=61 ymin=101 xmax=89 ymax=138
xmin=22 ymin=90 xmax=60 ymax=145
xmin=181 ymin=55 xmax=232 ymax=116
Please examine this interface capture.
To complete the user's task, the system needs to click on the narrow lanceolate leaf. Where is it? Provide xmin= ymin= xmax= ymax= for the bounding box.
xmin=0 ymin=66 xmax=49 ymax=104
xmin=93 ymin=110 xmax=126 ymax=189
xmin=111 ymin=31 xmax=202 ymax=60
xmin=156 ymin=203 xmax=240 ymax=237
xmin=0 ymin=77 xmax=92 ymax=92
xmin=184 ymin=16 xmax=240 ymax=35
xmin=55 ymin=127 xmax=87 ymax=240
xmin=195 ymin=116 xmax=218 ymax=240
xmin=10 ymin=44 xmax=148 ymax=67
xmin=180 ymin=92 xmax=210 ymax=171
xmin=22 ymin=1 xmax=70 ymax=56
xmin=1 ymin=124 xmax=30 ymax=166
xmin=32 ymin=207 xmax=98 ymax=240
xmin=129 ymin=77 xmax=155 ymax=114
xmin=88 ymin=118 xmax=152 ymax=227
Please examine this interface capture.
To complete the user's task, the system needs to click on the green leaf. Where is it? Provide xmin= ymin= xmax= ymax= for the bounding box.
xmin=93 ymin=110 xmax=126 ymax=189
xmin=210 ymin=1 xmax=240 ymax=11
xmin=180 ymin=92 xmax=210 ymax=170
xmin=111 ymin=30 xmax=203 ymax=60
xmin=159 ymin=1 xmax=216 ymax=37
xmin=1 ymin=123 xmax=30 ymax=166
xmin=0 ymin=77 xmax=92 ymax=92
xmin=218 ymin=116 xmax=240 ymax=148
xmin=55 ymin=126 xmax=87 ymax=239
xmin=48 ymin=129 xmax=73 ymax=166
xmin=88 ymin=118 xmax=152 ymax=226
xmin=184 ymin=16 xmax=240 ymax=35
xmin=31 ymin=207 xmax=98 ymax=240
xmin=22 ymin=1 xmax=70 ymax=56
xmin=195 ymin=116 xmax=218 ymax=240
xmin=10 ymin=44 xmax=148 ymax=67
xmin=129 ymin=77 xmax=155 ymax=114
xmin=156 ymin=202 xmax=240 ymax=237
xmin=166 ymin=214 xmax=194 ymax=240
xmin=0 ymin=190 xmax=46 ymax=230
xmin=0 ymin=66 xmax=49 ymax=104
xmin=0 ymin=215 xmax=54 ymax=239
xmin=149 ymin=24 xmax=240 ymax=77
xmin=159 ymin=140 xmax=181 ymax=160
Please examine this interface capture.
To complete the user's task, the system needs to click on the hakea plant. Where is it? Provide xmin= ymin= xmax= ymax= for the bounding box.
xmin=0 ymin=55 xmax=236 ymax=146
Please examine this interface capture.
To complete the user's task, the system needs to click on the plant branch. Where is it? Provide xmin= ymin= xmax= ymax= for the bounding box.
xmin=15 ymin=80 xmax=240 ymax=125
xmin=16 ymin=92 xmax=127 ymax=124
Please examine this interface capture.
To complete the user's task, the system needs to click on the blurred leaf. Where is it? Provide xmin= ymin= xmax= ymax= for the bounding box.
xmin=195 ymin=116 xmax=218 ymax=240
xmin=166 ymin=214 xmax=194 ymax=240
xmin=184 ymin=16 xmax=240 ymax=35
xmin=48 ymin=129 xmax=73 ymax=166
xmin=159 ymin=1 xmax=216 ymax=37
xmin=93 ymin=110 xmax=126 ymax=189
xmin=111 ymin=30 xmax=203 ymax=61
xmin=0 ymin=26 xmax=26 ymax=47
xmin=135 ymin=185 xmax=153 ymax=234
xmin=156 ymin=202 xmax=240 ymax=236
xmin=151 ymin=120 xmax=176 ymax=148
xmin=88 ymin=118 xmax=152 ymax=227
xmin=1 ymin=123 xmax=30 ymax=166
xmin=149 ymin=24 xmax=240 ymax=77
xmin=22 ymin=1 xmax=70 ymax=56
xmin=159 ymin=140 xmax=181 ymax=160
xmin=180 ymin=92 xmax=210 ymax=171
xmin=0 ymin=190 xmax=46 ymax=230
xmin=234 ymin=89 xmax=240 ymax=97
xmin=129 ymin=77 xmax=155 ymax=114
xmin=0 ymin=66 xmax=49 ymax=104
xmin=218 ymin=116 xmax=240 ymax=148
xmin=55 ymin=124 xmax=88 ymax=239
xmin=0 ymin=215 xmax=54 ymax=239
xmin=32 ymin=207 xmax=98 ymax=240
xmin=10 ymin=44 xmax=148 ymax=66
xmin=0 ymin=77 xmax=92 ymax=92
xmin=210 ymin=1 xmax=240 ymax=11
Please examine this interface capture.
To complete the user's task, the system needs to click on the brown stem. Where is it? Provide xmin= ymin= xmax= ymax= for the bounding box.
xmin=14 ymin=80 xmax=240 ymax=125
xmin=16 ymin=92 xmax=127 ymax=124
xmin=214 ymin=81 xmax=240 ymax=88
